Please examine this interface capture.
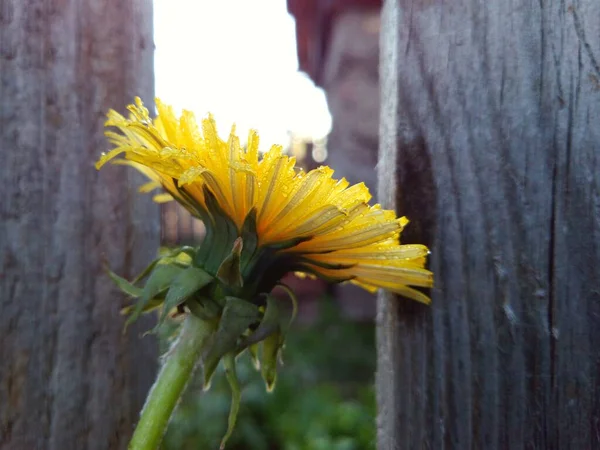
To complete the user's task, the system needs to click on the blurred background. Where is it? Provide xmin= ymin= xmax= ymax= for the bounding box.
xmin=5 ymin=1 xmax=598 ymax=448
xmin=154 ymin=0 xmax=382 ymax=448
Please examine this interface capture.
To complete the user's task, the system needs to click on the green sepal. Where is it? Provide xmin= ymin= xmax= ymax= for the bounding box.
xmin=131 ymin=258 xmax=161 ymax=285
xmin=237 ymin=294 xmax=280 ymax=350
xmin=197 ymin=188 xmax=239 ymax=274
xmin=105 ymin=268 xmax=143 ymax=298
xmin=254 ymin=287 xmax=298 ymax=392
xmin=157 ymin=245 xmax=196 ymax=258
xmin=202 ymin=296 xmax=260 ymax=390
xmin=171 ymin=180 xmax=208 ymax=220
xmin=187 ymin=296 xmax=221 ymax=321
xmin=192 ymin=205 xmax=215 ymax=267
xmin=157 ymin=246 xmax=195 ymax=267
xmin=265 ymin=235 xmax=313 ymax=251
xmin=120 ymin=296 xmax=163 ymax=316
xmin=217 ymin=237 xmax=244 ymax=289
xmin=275 ymin=283 xmax=299 ymax=335
xmin=243 ymin=251 xmax=295 ymax=295
xmin=260 ymin=329 xmax=283 ymax=392
xmin=192 ymin=188 xmax=221 ymax=268
xmin=220 ymin=353 xmax=241 ymax=450
xmin=156 ymin=266 xmax=213 ymax=328
xmin=248 ymin=343 xmax=260 ymax=370
xmin=239 ymin=209 xmax=259 ymax=273
xmin=131 ymin=246 xmax=195 ymax=284
xmin=125 ymin=264 xmax=184 ymax=328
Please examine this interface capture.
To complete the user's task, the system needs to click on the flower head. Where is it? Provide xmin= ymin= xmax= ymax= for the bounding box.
xmin=97 ymin=97 xmax=433 ymax=303
xmin=98 ymin=98 xmax=433 ymax=448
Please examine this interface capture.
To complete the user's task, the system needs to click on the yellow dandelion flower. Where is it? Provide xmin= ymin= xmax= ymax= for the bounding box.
xmin=98 ymin=97 xmax=435 ymax=450
xmin=97 ymin=97 xmax=433 ymax=303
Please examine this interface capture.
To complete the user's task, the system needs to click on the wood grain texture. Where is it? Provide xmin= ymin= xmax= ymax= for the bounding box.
xmin=0 ymin=1 xmax=158 ymax=449
xmin=377 ymin=0 xmax=600 ymax=449
xmin=376 ymin=1 xmax=401 ymax=449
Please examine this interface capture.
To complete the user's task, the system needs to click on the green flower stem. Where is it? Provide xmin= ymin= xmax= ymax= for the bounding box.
xmin=129 ymin=314 xmax=215 ymax=450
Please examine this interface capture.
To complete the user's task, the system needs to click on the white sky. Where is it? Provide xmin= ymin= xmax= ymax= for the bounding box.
xmin=153 ymin=0 xmax=332 ymax=150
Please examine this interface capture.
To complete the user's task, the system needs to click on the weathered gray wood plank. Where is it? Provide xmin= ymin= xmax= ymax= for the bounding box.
xmin=377 ymin=1 xmax=402 ymax=449
xmin=377 ymin=1 xmax=600 ymax=449
xmin=0 ymin=1 xmax=158 ymax=449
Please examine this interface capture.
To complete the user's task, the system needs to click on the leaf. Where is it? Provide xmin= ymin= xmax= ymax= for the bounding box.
xmin=220 ymin=353 xmax=241 ymax=450
xmin=106 ymin=268 xmax=143 ymax=298
xmin=157 ymin=266 xmax=213 ymax=327
xmin=125 ymin=264 xmax=184 ymax=328
xmin=202 ymin=296 xmax=260 ymax=389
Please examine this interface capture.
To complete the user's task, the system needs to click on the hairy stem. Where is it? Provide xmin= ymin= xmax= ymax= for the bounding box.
xmin=129 ymin=314 xmax=215 ymax=450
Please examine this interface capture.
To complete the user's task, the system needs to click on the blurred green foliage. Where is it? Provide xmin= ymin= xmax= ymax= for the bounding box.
xmin=160 ymin=302 xmax=376 ymax=450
